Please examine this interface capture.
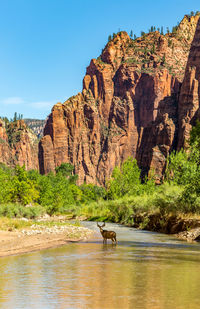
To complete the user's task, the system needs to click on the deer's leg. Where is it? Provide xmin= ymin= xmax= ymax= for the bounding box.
xmin=113 ymin=237 xmax=117 ymax=244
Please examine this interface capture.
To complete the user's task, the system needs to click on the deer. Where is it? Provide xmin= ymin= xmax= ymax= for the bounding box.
xmin=97 ymin=222 xmax=117 ymax=244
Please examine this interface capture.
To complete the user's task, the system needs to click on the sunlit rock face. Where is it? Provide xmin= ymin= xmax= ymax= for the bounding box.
xmin=0 ymin=119 xmax=39 ymax=170
xmin=178 ymin=17 xmax=200 ymax=150
xmin=39 ymin=15 xmax=200 ymax=184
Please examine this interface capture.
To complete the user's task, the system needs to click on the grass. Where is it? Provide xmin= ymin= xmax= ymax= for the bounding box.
xmin=0 ymin=217 xmax=81 ymax=231
xmin=0 ymin=217 xmax=33 ymax=231
xmin=74 ymin=183 xmax=189 ymax=225
xmin=33 ymin=220 xmax=81 ymax=228
xmin=0 ymin=204 xmax=45 ymax=219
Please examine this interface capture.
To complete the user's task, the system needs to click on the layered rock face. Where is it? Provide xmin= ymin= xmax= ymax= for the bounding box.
xmin=0 ymin=119 xmax=38 ymax=170
xmin=39 ymin=14 xmax=200 ymax=184
xmin=178 ymin=17 xmax=200 ymax=149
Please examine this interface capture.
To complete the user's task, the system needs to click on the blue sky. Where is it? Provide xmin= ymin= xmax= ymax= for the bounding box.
xmin=0 ymin=0 xmax=199 ymax=120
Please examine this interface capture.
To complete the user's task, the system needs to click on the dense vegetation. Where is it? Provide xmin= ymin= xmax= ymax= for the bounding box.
xmin=0 ymin=121 xmax=200 ymax=226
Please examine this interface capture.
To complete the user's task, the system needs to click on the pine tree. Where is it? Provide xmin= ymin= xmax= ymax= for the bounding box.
xmin=13 ymin=112 xmax=17 ymax=122
xmin=130 ymin=30 xmax=133 ymax=38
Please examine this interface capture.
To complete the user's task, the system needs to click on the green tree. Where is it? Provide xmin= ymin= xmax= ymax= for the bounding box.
xmin=55 ymin=163 xmax=77 ymax=184
xmin=107 ymin=157 xmax=141 ymax=199
xmin=10 ymin=165 xmax=39 ymax=205
xmin=80 ymin=183 xmax=106 ymax=203
xmin=189 ymin=120 xmax=200 ymax=165
xmin=108 ymin=34 xmax=112 ymax=42
xmin=166 ymin=150 xmax=197 ymax=186
xmin=0 ymin=164 xmax=13 ymax=203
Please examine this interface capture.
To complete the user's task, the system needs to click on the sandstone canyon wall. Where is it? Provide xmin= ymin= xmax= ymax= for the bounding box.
xmin=0 ymin=119 xmax=38 ymax=170
xmin=37 ymin=14 xmax=200 ymax=184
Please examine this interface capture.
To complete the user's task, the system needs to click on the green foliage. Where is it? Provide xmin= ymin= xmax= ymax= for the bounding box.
xmin=0 ymin=204 xmax=45 ymax=219
xmin=172 ymin=26 xmax=178 ymax=34
xmin=190 ymin=120 xmax=200 ymax=164
xmin=55 ymin=162 xmax=78 ymax=183
xmin=165 ymin=121 xmax=200 ymax=213
xmin=108 ymin=34 xmax=112 ymax=42
xmin=107 ymin=157 xmax=142 ymax=199
xmin=168 ymin=38 xmax=172 ymax=47
xmin=10 ymin=165 xmax=39 ymax=205
xmin=75 ymin=183 xmax=184 ymax=224
xmin=166 ymin=150 xmax=198 ymax=186
xmin=11 ymin=112 xmax=23 ymax=122
xmin=37 ymin=173 xmax=77 ymax=215
xmin=162 ymin=54 xmax=166 ymax=64
xmin=151 ymin=43 xmax=155 ymax=54
xmin=79 ymin=184 xmax=106 ymax=203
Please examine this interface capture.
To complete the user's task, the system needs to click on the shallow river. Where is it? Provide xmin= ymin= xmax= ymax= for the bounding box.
xmin=0 ymin=222 xmax=200 ymax=309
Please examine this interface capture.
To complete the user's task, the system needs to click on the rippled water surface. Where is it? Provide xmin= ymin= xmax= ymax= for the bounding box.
xmin=1 ymin=222 xmax=200 ymax=308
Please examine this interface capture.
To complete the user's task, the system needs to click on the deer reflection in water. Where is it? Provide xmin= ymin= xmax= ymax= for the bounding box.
xmin=97 ymin=222 xmax=117 ymax=244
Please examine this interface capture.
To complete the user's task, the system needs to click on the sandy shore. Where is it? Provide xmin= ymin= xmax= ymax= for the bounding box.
xmin=0 ymin=224 xmax=95 ymax=257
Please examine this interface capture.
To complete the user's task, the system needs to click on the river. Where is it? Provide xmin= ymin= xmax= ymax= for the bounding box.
xmin=0 ymin=222 xmax=200 ymax=309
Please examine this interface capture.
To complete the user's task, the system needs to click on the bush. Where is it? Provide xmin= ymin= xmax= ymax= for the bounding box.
xmin=0 ymin=204 xmax=45 ymax=219
xmin=107 ymin=157 xmax=142 ymax=199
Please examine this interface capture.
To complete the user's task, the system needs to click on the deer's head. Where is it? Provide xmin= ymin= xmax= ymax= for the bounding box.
xmin=97 ymin=222 xmax=105 ymax=232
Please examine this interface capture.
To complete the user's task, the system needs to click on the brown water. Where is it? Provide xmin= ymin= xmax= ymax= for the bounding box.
xmin=0 ymin=222 xmax=200 ymax=309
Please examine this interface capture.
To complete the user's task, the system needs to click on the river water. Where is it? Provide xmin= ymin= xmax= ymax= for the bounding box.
xmin=0 ymin=222 xmax=200 ymax=309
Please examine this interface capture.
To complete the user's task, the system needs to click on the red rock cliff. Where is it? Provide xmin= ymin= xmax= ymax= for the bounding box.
xmin=39 ymin=14 xmax=200 ymax=184
xmin=0 ymin=119 xmax=39 ymax=170
xmin=178 ymin=17 xmax=200 ymax=149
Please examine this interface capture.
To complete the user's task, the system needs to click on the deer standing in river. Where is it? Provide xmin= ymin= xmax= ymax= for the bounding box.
xmin=97 ymin=222 xmax=117 ymax=244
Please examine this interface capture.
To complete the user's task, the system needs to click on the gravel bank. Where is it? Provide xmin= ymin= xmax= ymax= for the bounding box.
xmin=0 ymin=222 xmax=94 ymax=257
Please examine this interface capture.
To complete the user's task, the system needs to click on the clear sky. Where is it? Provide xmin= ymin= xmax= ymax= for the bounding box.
xmin=0 ymin=0 xmax=199 ymax=120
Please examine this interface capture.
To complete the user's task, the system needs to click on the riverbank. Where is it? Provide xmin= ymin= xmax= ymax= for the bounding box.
xmin=130 ymin=212 xmax=200 ymax=241
xmin=0 ymin=217 xmax=95 ymax=257
xmin=1 ymin=210 xmax=200 ymax=258
xmin=78 ymin=211 xmax=200 ymax=242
